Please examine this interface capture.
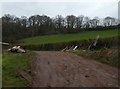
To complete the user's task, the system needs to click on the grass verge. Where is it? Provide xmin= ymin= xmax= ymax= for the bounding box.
xmin=2 ymin=51 xmax=32 ymax=87
xmin=71 ymin=48 xmax=119 ymax=68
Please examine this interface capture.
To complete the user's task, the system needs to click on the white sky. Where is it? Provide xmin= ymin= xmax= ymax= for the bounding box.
xmin=0 ymin=0 xmax=120 ymax=18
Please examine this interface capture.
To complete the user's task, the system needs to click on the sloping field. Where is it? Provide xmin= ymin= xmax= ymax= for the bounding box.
xmin=22 ymin=29 xmax=118 ymax=45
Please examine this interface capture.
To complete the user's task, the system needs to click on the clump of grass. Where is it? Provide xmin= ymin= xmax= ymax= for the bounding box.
xmin=72 ymin=48 xmax=119 ymax=68
xmin=2 ymin=51 xmax=32 ymax=87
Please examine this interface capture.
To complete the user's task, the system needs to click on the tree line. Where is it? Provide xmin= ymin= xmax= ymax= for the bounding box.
xmin=2 ymin=14 xmax=119 ymax=42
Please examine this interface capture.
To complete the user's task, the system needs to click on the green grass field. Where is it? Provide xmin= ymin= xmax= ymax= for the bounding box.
xmin=22 ymin=29 xmax=118 ymax=45
xmin=2 ymin=51 xmax=32 ymax=87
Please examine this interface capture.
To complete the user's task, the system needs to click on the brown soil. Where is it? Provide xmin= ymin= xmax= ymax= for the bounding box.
xmin=26 ymin=51 xmax=119 ymax=87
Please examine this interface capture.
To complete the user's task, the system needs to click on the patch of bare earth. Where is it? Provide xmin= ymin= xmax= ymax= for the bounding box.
xmin=22 ymin=51 xmax=119 ymax=87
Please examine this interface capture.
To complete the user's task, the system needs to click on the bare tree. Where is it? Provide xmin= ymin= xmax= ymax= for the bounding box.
xmin=103 ymin=17 xmax=115 ymax=26
xmin=21 ymin=16 xmax=28 ymax=27
xmin=66 ymin=15 xmax=76 ymax=29
xmin=83 ymin=16 xmax=91 ymax=28
xmin=54 ymin=15 xmax=65 ymax=29
xmin=75 ymin=15 xmax=84 ymax=29
xmin=90 ymin=17 xmax=100 ymax=28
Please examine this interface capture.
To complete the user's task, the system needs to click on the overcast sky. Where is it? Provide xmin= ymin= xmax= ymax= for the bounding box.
xmin=0 ymin=0 xmax=120 ymax=18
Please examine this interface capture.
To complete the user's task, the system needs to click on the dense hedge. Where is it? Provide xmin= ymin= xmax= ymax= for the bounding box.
xmin=22 ymin=36 xmax=118 ymax=51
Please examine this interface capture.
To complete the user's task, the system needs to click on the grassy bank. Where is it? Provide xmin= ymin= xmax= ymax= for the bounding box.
xmin=71 ymin=48 xmax=119 ymax=68
xmin=22 ymin=29 xmax=118 ymax=45
xmin=2 ymin=51 xmax=32 ymax=87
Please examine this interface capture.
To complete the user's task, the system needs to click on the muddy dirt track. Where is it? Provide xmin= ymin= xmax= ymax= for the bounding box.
xmin=28 ymin=51 xmax=118 ymax=87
